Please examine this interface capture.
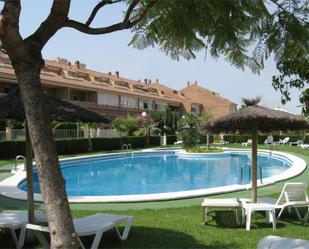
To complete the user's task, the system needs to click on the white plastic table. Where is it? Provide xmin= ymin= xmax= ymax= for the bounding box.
xmin=242 ymin=203 xmax=276 ymax=231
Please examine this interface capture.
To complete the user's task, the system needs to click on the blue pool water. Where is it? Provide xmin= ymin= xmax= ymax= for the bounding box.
xmin=18 ymin=151 xmax=292 ymax=196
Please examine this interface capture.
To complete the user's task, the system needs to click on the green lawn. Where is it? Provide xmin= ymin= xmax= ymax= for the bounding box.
xmin=0 ymin=145 xmax=308 ymax=248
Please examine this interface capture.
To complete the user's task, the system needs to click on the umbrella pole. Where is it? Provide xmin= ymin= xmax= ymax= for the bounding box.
xmin=251 ymin=126 xmax=258 ymax=203
xmin=26 ymin=123 xmax=35 ymax=223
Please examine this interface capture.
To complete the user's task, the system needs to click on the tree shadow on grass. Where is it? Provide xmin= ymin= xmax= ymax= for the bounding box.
xmin=0 ymin=226 xmax=242 ymax=249
xmin=84 ymin=226 xmax=241 ymax=249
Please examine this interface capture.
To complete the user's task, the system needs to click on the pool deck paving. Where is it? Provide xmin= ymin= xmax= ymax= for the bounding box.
xmin=0 ymin=147 xmax=308 ymax=211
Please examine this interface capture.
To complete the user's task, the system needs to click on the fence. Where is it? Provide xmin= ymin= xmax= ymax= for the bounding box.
xmin=0 ymin=128 xmax=122 ymax=141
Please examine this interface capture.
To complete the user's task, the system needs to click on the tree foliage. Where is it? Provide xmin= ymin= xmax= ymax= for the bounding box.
xmin=267 ymin=0 xmax=309 ymax=111
xmin=129 ymin=0 xmax=308 ymax=111
xmin=112 ymin=114 xmax=139 ymax=136
xmin=177 ymin=112 xmax=200 ymax=148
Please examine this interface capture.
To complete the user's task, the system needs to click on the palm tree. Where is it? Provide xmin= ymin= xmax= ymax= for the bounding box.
xmin=199 ymin=112 xmax=213 ymax=149
xmin=135 ymin=114 xmax=160 ymax=147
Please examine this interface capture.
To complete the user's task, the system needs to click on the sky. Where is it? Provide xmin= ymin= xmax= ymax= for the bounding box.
xmin=4 ymin=1 xmax=303 ymax=114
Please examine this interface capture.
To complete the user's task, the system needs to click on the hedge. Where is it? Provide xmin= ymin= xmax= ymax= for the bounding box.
xmin=166 ymin=135 xmax=177 ymax=145
xmin=0 ymin=140 xmax=26 ymax=159
xmin=0 ymin=136 xmax=162 ymax=159
xmin=0 ymin=134 xmax=307 ymax=159
xmin=56 ymin=138 xmax=89 ymax=155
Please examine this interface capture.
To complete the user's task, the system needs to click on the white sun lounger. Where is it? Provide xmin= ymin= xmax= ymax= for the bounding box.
xmin=174 ymin=140 xmax=183 ymax=145
xmin=257 ymin=235 xmax=309 ymax=249
xmin=0 ymin=210 xmax=47 ymax=249
xmin=26 ymin=213 xmax=134 ymax=249
xmin=256 ymin=182 xmax=309 ymax=222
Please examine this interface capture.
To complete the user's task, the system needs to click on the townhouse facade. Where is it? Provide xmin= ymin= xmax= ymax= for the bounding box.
xmin=0 ymin=53 xmax=237 ymax=120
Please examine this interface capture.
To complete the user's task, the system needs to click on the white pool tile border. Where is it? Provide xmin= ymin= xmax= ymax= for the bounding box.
xmin=0 ymin=149 xmax=306 ymax=203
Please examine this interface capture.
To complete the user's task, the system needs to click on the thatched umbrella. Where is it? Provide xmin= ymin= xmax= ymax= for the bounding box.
xmin=205 ymin=97 xmax=309 ymax=202
xmin=0 ymin=89 xmax=108 ymax=123
xmin=0 ymin=89 xmax=109 ymax=223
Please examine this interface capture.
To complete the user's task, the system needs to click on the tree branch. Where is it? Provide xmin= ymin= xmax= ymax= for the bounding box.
xmin=123 ymin=0 xmax=139 ymax=26
xmin=268 ymin=0 xmax=288 ymax=12
xmin=86 ymin=0 xmax=122 ymax=26
xmin=28 ymin=0 xmax=71 ymax=49
xmin=64 ymin=0 xmax=157 ymax=35
xmin=0 ymin=0 xmax=31 ymax=64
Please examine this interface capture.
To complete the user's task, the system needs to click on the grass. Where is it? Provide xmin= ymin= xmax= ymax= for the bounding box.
xmin=0 ymin=144 xmax=308 ymax=248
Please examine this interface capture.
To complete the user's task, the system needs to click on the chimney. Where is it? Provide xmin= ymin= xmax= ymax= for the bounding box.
xmin=148 ymin=79 xmax=152 ymax=84
xmin=115 ymin=71 xmax=119 ymax=78
xmin=187 ymin=81 xmax=190 ymax=86
xmin=156 ymin=79 xmax=159 ymax=84
xmin=75 ymin=60 xmax=80 ymax=69
xmin=138 ymin=79 xmax=141 ymax=83
xmin=194 ymin=81 xmax=198 ymax=85
xmin=144 ymin=79 xmax=147 ymax=84
xmin=108 ymin=72 xmax=112 ymax=75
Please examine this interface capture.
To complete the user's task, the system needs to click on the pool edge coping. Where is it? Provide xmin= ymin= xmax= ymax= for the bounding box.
xmin=0 ymin=149 xmax=306 ymax=203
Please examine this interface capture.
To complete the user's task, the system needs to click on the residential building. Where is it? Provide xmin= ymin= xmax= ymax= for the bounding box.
xmin=0 ymin=53 xmax=236 ymax=120
xmin=180 ymin=81 xmax=237 ymax=119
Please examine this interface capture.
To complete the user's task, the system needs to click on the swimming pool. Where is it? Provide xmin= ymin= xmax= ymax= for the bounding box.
xmin=18 ymin=150 xmax=293 ymax=196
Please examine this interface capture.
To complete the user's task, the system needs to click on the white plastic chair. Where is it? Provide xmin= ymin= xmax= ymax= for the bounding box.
xmin=257 ymin=235 xmax=309 ymax=249
xmin=0 ymin=210 xmax=46 ymax=249
xmin=26 ymin=213 xmax=134 ymax=249
xmin=242 ymin=139 xmax=252 ymax=147
xmin=258 ymin=182 xmax=309 ymax=222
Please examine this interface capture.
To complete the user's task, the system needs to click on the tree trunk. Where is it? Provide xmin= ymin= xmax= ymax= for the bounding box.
xmin=15 ymin=64 xmax=79 ymax=249
xmin=25 ymin=124 xmax=35 ymax=224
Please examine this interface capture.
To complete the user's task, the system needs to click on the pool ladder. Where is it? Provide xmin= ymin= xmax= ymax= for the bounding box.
xmin=122 ymin=144 xmax=133 ymax=157
xmin=15 ymin=155 xmax=26 ymax=172
xmin=240 ymin=162 xmax=263 ymax=184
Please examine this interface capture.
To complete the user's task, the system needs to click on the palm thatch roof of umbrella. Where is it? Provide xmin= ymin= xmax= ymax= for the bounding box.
xmin=206 ymin=105 xmax=308 ymax=133
xmin=0 ymin=89 xmax=109 ymax=123
xmin=205 ymin=97 xmax=309 ymax=203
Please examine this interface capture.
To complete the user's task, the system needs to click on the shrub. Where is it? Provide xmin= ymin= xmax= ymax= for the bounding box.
xmin=186 ymin=148 xmax=223 ymax=153
xmin=166 ymin=135 xmax=177 ymax=145
xmin=92 ymin=137 xmax=123 ymax=151
xmin=122 ymin=136 xmax=147 ymax=149
xmin=0 ymin=140 xmax=25 ymax=159
xmin=56 ymin=138 xmax=90 ymax=154
xmin=199 ymin=134 xmax=214 ymax=144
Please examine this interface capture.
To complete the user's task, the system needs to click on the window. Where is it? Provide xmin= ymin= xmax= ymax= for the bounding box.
xmin=98 ymin=93 xmax=119 ymax=106
xmin=120 ymin=96 xmax=138 ymax=108
xmin=191 ymin=105 xmax=200 ymax=114
xmin=155 ymin=101 xmax=167 ymax=111
xmin=139 ymin=99 xmax=152 ymax=110
xmin=143 ymin=101 xmax=148 ymax=109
